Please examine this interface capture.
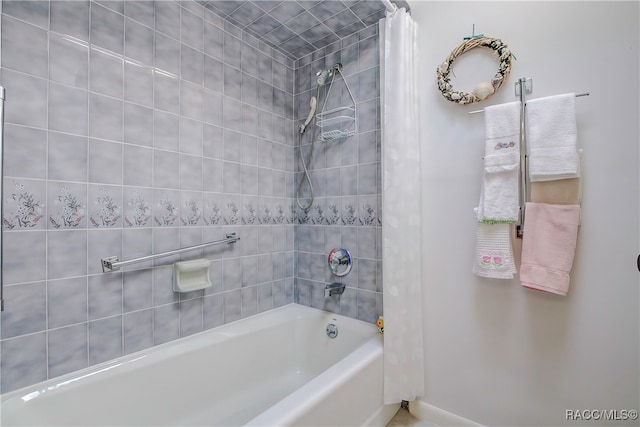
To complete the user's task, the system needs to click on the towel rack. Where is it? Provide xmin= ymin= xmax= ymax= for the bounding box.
xmin=469 ymin=77 xmax=589 ymax=238
xmin=101 ymin=233 xmax=240 ymax=272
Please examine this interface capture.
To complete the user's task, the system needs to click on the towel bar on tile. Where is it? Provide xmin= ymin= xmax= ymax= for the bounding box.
xmin=101 ymin=233 xmax=240 ymax=272
xmin=469 ymin=78 xmax=589 ymax=238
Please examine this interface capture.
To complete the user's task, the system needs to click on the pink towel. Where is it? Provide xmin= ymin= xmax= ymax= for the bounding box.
xmin=520 ymin=203 xmax=580 ymax=296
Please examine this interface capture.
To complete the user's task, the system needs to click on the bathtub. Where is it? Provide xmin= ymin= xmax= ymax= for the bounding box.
xmin=1 ymin=304 xmax=399 ymax=426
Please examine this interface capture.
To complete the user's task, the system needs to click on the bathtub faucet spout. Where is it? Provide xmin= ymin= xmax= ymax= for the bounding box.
xmin=325 ymin=283 xmax=346 ymax=297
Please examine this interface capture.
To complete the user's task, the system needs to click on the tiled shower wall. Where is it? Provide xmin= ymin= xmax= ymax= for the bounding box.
xmin=0 ymin=0 xmax=297 ymax=393
xmin=292 ymin=26 xmax=382 ymax=323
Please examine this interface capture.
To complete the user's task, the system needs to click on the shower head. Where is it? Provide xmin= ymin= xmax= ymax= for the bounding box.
xmin=316 ymin=63 xmax=343 ymax=86
xmin=316 ymin=69 xmax=328 ymax=86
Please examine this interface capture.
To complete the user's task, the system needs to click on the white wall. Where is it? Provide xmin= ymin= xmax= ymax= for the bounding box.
xmin=412 ymin=2 xmax=639 ymax=426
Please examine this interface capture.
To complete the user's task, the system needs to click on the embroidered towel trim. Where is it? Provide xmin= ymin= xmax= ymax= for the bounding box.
xmin=520 ymin=203 xmax=580 ymax=295
xmin=472 ymin=222 xmax=517 ymax=279
xmin=477 ymin=101 xmax=521 ymax=224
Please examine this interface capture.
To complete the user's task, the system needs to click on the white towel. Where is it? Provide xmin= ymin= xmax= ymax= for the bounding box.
xmin=476 ymin=101 xmax=521 ymax=223
xmin=526 ymin=93 xmax=579 ymax=182
xmin=472 ymin=222 xmax=517 ymax=279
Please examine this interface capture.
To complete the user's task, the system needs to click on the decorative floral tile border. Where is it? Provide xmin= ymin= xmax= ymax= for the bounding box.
xmin=154 ymin=192 xmax=179 ymax=227
xmin=124 ymin=189 xmax=152 ymax=227
xmin=90 ymin=187 xmax=121 ymax=228
xmin=3 ymin=180 xmax=45 ymax=229
xmin=49 ymin=183 xmax=86 ymax=229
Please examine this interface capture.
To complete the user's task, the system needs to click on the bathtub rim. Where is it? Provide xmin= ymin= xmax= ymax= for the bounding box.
xmin=0 ymin=303 xmax=376 ymax=401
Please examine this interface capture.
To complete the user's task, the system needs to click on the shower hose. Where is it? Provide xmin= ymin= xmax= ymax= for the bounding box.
xmin=296 ymin=84 xmax=321 ymax=212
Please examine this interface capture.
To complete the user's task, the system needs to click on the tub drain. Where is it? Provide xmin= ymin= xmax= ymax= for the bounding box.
xmin=326 ymin=323 xmax=338 ymax=338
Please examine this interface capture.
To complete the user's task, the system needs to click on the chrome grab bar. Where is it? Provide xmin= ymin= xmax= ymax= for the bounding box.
xmin=1 ymin=86 xmax=5 ymax=311
xmin=101 ymin=233 xmax=240 ymax=272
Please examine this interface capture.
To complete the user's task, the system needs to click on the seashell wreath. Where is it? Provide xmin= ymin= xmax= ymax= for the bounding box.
xmin=436 ymin=36 xmax=513 ymax=105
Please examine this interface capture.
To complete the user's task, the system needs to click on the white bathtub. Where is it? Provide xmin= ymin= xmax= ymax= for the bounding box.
xmin=1 ymin=304 xmax=398 ymax=426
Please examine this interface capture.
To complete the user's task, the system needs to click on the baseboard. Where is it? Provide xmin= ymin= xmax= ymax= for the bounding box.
xmin=409 ymin=400 xmax=483 ymax=426
xmin=362 ymin=403 xmax=401 ymax=427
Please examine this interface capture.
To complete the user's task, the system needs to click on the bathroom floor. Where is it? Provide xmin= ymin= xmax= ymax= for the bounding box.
xmin=386 ymin=408 xmax=439 ymax=426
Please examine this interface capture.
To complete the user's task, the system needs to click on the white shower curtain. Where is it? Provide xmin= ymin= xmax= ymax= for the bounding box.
xmin=379 ymin=8 xmax=424 ymax=404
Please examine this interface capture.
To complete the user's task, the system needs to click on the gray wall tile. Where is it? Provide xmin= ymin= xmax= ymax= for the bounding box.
xmin=124 ymin=0 xmax=154 ymax=28
xmin=49 ymin=82 xmax=89 ymax=136
xmin=91 ymin=3 xmax=124 ymax=54
xmin=154 ymin=111 xmax=180 ymax=151
xmin=155 ymin=33 xmax=181 ymax=76
xmin=2 ymin=231 xmax=46 ymax=284
xmin=2 ymin=15 xmax=48 ymax=78
xmin=4 ymin=125 xmax=47 ymax=179
xmin=89 ymin=47 xmax=123 ymax=98
xmin=203 ymin=123 xmax=223 ymax=158
xmin=0 ymin=333 xmax=47 ymax=393
xmin=88 ymin=316 xmax=123 ymax=365
xmin=123 ymin=269 xmax=153 ymax=313
xmin=2 ymin=0 xmax=49 ymax=29
xmin=0 ymin=282 xmax=46 ymax=339
xmin=204 ymin=55 xmax=224 ymax=93
xmin=95 ymin=0 xmax=124 ymax=15
xmin=49 ymin=32 xmax=89 ymax=89
xmin=203 ymin=294 xmax=224 ymax=329
xmin=48 ymin=323 xmax=88 ymax=378
xmin=224 ymin=289 xmax=241 ymax=323
xmin=155 ymin=1 xmax=180 ymax=40
xmin=48 ymin=132 xmax=88 ymax=182
xmin=124 ymin=309 xmax=153 ymax=355
xmin=180 ymin=117 xmax=203 ymax=155
xmin=181 ymin=8 xmax=204 ymax=51
xmin=48 ymin=277 xmax=88 ymax=329
xmin=153 ymin=303 xmax=180 ymax=345
xmin=124 ymin=103 xmax=153 ymax=146
xmin=88 ymin=271 xmax=123 ymax=320
xmin=181 ymin=45 xmax=204 ymax=85
xmin=89 ymin=93 xmax=123 ymax=141
xmin=2 ymin=69 xmax=48 ymax=129
xmin=124 ymin=62 xmax=153 ymax=107
xmin=154 ymin=72 xmax=180 ymax=114
xmin=51 ymin=1 xmax=89 ymax=41
xmin=180 ymin=81 xmax=204 ymax=121
xmin=124 ymin=145 xmax=153 ymax=187
xmin=88 ymin=139 xmax=123 ymax=185
xmin=179 ymin=298 xmax=204 ymax=337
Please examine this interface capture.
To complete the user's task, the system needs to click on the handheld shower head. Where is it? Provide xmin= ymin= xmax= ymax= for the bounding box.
xmin=298 ymin=96 xmax=317 ymax=134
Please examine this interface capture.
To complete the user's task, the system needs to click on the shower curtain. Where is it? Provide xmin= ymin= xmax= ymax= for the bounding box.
xmin=379 ymin=8 xmax=424 ymax=404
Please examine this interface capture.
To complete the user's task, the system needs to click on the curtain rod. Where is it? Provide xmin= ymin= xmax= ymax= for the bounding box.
xmin=380 ymin=0 xmax=397 ymax=14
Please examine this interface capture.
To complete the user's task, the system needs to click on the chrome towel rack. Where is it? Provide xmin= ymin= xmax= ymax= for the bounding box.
xmin=101 ymin=233 xmax=240 ymax=272
xmin=469 ymin=78 xmax=589 ymax=238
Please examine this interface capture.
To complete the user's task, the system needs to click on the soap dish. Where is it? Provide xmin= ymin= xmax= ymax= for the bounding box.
xmin=173 ymin=259 xmax=211 ymax=293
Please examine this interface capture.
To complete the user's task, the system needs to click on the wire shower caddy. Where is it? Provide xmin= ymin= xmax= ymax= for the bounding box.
xmin=316 ymin=63 xmax=357 ymax=141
